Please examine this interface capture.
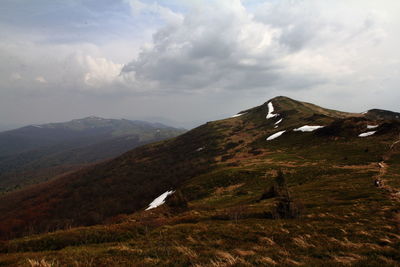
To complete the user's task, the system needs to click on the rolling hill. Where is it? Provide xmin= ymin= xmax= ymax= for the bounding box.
xmin=0 ymin=96 xmax=399 ymax=266
xmin=0 ymin=117 xmax=185 ymax=192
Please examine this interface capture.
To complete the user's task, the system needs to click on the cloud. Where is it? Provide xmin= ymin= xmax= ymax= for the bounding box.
xmin=120 ymin=0 xmax=391 ymax=96
xmin=35 ymin=76 xmax=47 ymax=83
xmin=122 ymin=0 xmax=287 ymax=93
xmin=0 ymin=0 xmax=400 ymax=127
xmin=126 ymin=0 xmax=184 ymax=25
xmin=1 ymin=0 xmax=394 ymax=98
xmin=10 ymin=73 xmax=22 ymax=81
xmin=79 ymin=55 xmax=123 ymax=88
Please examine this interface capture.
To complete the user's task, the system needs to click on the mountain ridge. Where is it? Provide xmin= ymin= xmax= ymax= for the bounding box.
xmin=0 ymin=117 xmax=186 ymax=193
xmin=0 ymin=96 xmax=399 ymax=266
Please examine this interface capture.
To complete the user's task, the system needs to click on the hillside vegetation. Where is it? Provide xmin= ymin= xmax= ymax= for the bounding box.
xmin=0 ymin=97 xmax=399 ymax=266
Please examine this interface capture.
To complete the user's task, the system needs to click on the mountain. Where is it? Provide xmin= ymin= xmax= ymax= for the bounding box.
xmin=0 ymin=96 xmax=399 ymax=266
xmin=0 ymin=116 xmax=183 ymax=157
xmin=0 ymin=124 xmax=21 ymax=132
xmin=0 ymin=117 xmax=185 ymax=192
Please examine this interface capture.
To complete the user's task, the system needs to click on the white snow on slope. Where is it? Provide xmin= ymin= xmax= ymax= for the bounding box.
xmin=294 ymin=125 xmax=324 ymax=132
xmin=274 ymin=118 xmax=283 ymax=128
xmin=145 ymin=190 xmax=175 ymax=210
xmin=359 ymin=131 xmax=376 ymax=137
xmin=231 ymin=112 xmax=246 ymax=118
xmin=196 ymin=147 xmax=205 ymax=152
xmin=367 ymin=125 xmax=378 ymax=129
xmin=266 ymin=130 xmax=286 ymax=141
xmin=266 ymin=102 xmax=278 ymax=119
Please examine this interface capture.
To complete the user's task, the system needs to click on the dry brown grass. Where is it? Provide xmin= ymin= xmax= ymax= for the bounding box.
xmin=256 ymin=256 xmax=277 ymax=265
xmin=233 ymin=249 xmax=255 ymax=257
xmin=292 ymin=236 xmax=314 ymax=248
xmin=209 ymin=251 xmax=239 ymax=266
xmin=142 ymin=257 xmax=160 ymax=265
xmin=175 ymin=245 xmax=198 ymax=259
xmin=107 ymin=244 xmax=143 ymax=254
xmin=284 ymin=258 xmax=302 ymax=266
xmin=333 ymin=253 xmax=362 ymax=265
xmin=258 ymin=236 xmax=276 ymax=246
xmin=214 ymin=183 xmax=245 ymax=195
xmin=27 ymin=258 xmax=58 ymax=267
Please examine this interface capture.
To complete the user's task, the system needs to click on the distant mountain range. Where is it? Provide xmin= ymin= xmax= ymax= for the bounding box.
xmin=0 ymin=117 xmax=185 ymax=192
xmin=0 ymin=97 xmax=399 ymax=266
xmin=0 ymin=124 xmax=22 ymax=132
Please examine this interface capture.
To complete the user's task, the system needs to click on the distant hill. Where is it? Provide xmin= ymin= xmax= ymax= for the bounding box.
xmin=0 ymin=117 xmax=185 ymax=192
xmin=0 ymin=124 xmax=21 ymax=132
xmin=0 ymin=97 xmax=399 ymax=266
xmin=0 ymin=116 xmax=184 ymax=157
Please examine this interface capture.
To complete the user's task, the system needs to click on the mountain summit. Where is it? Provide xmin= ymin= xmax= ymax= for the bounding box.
xmin=242 ymin=96 xmax=357 ymax=119
xmin=0 ymin=97 xmax=399 ymax=266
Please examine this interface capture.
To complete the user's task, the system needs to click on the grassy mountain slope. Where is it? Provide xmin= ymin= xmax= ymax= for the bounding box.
xmin=0 ymin=96 xmax=399 ymax=266
xmin=0 ymin=118 xmax=185 ymax=193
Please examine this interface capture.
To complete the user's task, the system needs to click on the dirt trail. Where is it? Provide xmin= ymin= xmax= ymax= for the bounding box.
xmin=374 ymin=134 xmax=400 ymax=201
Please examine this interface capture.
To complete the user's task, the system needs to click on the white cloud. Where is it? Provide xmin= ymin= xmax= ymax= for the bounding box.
xmin=122 ymin=0 xmax=287 ymax=92
xmin=35 ymin=76 xmax=47 ymax=83
xmin=119 ymin=0 xmax=397 ymax=96
xmin=79 ymin=55 xmax=123 ymax=88
xmin=3 ymin=0 xmax=398 ymax=98
xmin=1 ymin=0 xmax=400 ymax=126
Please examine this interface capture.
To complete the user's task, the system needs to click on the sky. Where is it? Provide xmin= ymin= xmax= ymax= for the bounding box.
xmin=1 ymin=0 xmax=399 ymax=129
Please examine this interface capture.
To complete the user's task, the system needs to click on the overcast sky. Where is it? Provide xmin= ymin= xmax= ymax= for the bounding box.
xmin=1 ymin=0 xmax=399 ymax=129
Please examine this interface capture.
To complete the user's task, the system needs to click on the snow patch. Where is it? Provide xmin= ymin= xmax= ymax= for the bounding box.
xmin=274 ymin=118 xmax=283 ymax=128
xmin=367 ymin=125 xmax=378 ymax=129
xmin=274 ymin=118 xmax=283 ymax=125
xmin=359 ymin=131 xmax=376 ymax=137
xmin=266 ymin=130 xmax=286 ymax=141
xmin=294 ymin=125 xmax=324 ymax=132
xmin=145 ymin=190 xmax=174 ymax=210
xmin=196 ymin=147 xmax=205 ymax=152
xmin=231 ymin=112 xmax=246 ymax=118
xmin=266 ymin=102 xmax=278 ymax=119
xmin=32 ymin=125 xmax=42 ymax=128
